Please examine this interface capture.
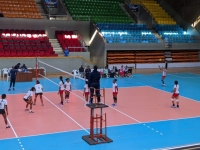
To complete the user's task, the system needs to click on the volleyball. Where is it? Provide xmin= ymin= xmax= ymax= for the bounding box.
xmin=159 ymin=58 xmax=162 ymax=61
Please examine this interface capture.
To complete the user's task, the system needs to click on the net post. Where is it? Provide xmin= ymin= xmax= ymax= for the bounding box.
xmin=35 ymin=56 xmax=38 ymax=83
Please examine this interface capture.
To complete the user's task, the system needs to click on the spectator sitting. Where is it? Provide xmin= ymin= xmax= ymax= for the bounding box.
xmin=110 ymin=66 xmax=115 ymax=78
xmin=79 ymin=65 xmax=84 ymax=78
xmin=14 ymin=63 xmax=21 ymax=69
xmin=124 ymin=65 xmax=129 ymax=77
xmin=103 ymin=66 xmax=109 ymax=78
xmin=119 ymin=65 xmax=124 ymax=77
xmin=20 ymin=64 xmax=28 ymax=72
xmin=114 ymin=66 xmax=119 ymax=78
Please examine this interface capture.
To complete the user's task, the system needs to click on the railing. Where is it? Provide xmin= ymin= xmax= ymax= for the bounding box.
xmin=77 ymin=34 xmax=88 ymax=50
xmin=67 ymin=47 xmax=88 ymax=52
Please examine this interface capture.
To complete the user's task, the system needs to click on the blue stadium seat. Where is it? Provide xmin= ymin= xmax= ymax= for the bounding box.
xmin=153 ymin=24 xmax=196 ymax=43
xmin=97 ymin=23 xmax=159 ymax=43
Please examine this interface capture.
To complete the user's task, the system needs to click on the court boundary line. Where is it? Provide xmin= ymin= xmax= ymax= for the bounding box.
xmin=43 ymin=95 xmax=89 ymax=134
xmin=7 ymin=118 xmax=25 ymax=150
xmin=1 ymin=114 xmax=200 ymax=141
xmin=168 ymin=74 xmax=200 ymax=78
xmin=153 ymin=142 xmax=200 ymax=150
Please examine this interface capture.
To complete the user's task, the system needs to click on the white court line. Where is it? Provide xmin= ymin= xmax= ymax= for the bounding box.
xmin=7 ymin=118 xmax=25 ymax=150
xmin=148 ymin=86 xmax=200 ymax=103
xmin=43 ymin=95 xmax=89 ymax=134
xmin=168 ymin=74 xmax=200 ymax=78
xmin=153 ymin=142 xmax=200 ymax=150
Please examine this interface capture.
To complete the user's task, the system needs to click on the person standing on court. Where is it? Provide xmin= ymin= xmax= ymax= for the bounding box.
xmin=85 ymin=65 xmax=91 ymax=80
xmin=0 ymin=94 xmax=10 ymax=128
xmin=88 ymin=65 xmax=101 ymax=104
xmin=8 ymin=66 xmax=18 ymax=91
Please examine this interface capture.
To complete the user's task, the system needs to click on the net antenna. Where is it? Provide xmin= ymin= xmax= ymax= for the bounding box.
xmin=35 ymin=56 xmax=39 ymax=83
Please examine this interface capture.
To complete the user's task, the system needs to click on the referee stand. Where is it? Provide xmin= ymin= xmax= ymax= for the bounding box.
xmin=82 ymin=88 xmax=113 ymax=145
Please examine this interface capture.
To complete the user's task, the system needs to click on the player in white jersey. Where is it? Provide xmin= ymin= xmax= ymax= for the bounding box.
xmin=171 ymin=80 xmax=180 ymax=108
xmin=112 ymin=79 xmax=118 ymax=106
xmin=64 ymin=78 xmax=72 ymax=103
xmin=23 ymin=87 xmax=35 ymax=113
xmin=58 ymin=76 xmax=65 ymax=106
xmin=83 ymin=81 xmax=89 ymax=105
xmin=0 ymin=94 xmax=10 ymax=128
xmin=33 ymin=80 xmax=44 ymax=106
xmin=158 ymin=65 xmax=167 ymax=86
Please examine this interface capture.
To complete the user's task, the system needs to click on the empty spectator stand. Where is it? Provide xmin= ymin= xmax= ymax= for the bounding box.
xmin=140 ymin=0 xmax=176 ymax=24
xmin=97 ymin=23 xmax=158 ymax=43
xmin=0 ymin=29 xmax=57 ymax=57
xmin=170 ymin=50 xmax=199 ymax=62
xmin=107 ymin=50 xmax=165 ymax=64
xmin=153 ymin=24 xmax=196 ymax=43
xmin=56 ymin=30 xmax=85 ymax=52
xmin=0 ymin=0 xmax=42 ymax=19
xmin=63 ymin=0 xmax=133 ymax=23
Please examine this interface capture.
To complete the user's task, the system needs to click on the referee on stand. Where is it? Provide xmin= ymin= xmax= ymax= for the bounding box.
xmin=88 ymin=65 xmax=101 ymax=104
xmin=8 ymin=66 xmax=18 ymax=91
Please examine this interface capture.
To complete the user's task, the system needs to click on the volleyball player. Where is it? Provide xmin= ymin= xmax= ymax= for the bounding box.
xmin=23 ymin=87 xmax=35 ymax=113
xmin=33 ymin=80 xmax=44 ymax=106
xmin=83 ymin=80 xmax=89 ymax=105
xmin=0 ymin=94 xmax=10 ymax=128
xmin=64 ymin=78 xmax=72 ymax=103
xmin=112 ymin=79 xmax=118 ymax=106
xmin=158 ymin=65 xmax=167 ymax=86
xmin=171 ymin=81 xmax=180 ymax=108
xmin=58 ymin=76 xmax=65 ymax=105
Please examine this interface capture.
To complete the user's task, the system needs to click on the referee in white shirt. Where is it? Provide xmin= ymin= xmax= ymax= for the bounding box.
xmin=0 ymin=94 xmax=10 ymax=128
xmin=33 ymin=80 xmax=44 ymax=106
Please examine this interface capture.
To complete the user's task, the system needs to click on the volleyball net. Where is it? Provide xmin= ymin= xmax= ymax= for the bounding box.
xmin=36 ymin=58 xmax=86 ymax=91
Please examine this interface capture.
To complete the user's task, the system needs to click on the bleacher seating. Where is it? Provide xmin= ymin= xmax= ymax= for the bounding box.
xmin=0 ymin=29 xmax=57 ymax=57
xmin=153 ymin=24 xmax=196 ymax=43
xmin=56 ymin=31 xmax=85 ymax=52
xmin=107 ymin=51 xmax=165 ymax=64
xmin=171 ymin=51 xmax=199 ymax=62
xmin=139 ymin=0 xmax=176 ymax=24
xmin=63 ymin=0 xmax=133 ymax=23
xmin=0 ymin=0 xmax=42 ymax=19
xmin=97 ymin=23 xmax=159 ymax=43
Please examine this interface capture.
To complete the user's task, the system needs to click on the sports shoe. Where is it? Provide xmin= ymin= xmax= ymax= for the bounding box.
xmin=59 ymin=103 xmax=64 ymax=106
xmin=13 ymin=88 xmax=15 ymax=91
xmin=42 ymin=104 xmax=44 ymax=106
xmin=112 ymin=103 xmax=115 ymax=106
xmin=33 ymin=103 xmax=36 ymax=105
xmin=67 ymin=100 xmax=69 ymax=103
xmin=6 ymin=126 xmax=10 ymax=129
xmin=29 ymin=111 xmax=34 ymax=113
xmin=171 ymin=105 xmax=176 ymax=108
xmin=25 ymin=109 xmax=29 ymax=111
xmin=8 ymin=88 xmax=11 ymax=91
xmin=176 ymin=105 xmax=179 ymax=108
xmin=162 ymin=84 xmax=165 ymax=86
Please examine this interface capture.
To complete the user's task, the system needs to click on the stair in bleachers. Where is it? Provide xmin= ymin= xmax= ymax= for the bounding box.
xmin=63 ymin=0 xmax=133 ymax=23
xmin=119 ymin=3 xmax=136 ymax=23
xmin=171 ymin=50 xmax=199 ymax=62
xmin=0 ymin=29 xmax=57 ymax=57
xmin=49 ymin=39 xmax=63 ymax=56
xmin=97 ymin=23 xmax=159 ymax=43
xmin=35 ymin=0 xmax=47 ymax=19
